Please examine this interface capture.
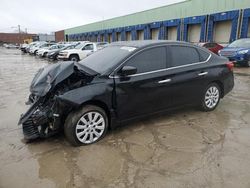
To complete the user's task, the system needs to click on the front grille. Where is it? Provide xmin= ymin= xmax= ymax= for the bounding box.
xmin=22 ymin=117 xmax=40 ymax=140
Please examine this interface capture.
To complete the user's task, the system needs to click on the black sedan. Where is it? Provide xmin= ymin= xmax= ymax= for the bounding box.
xmin=19 ymin=41 xmax=234 ymax=146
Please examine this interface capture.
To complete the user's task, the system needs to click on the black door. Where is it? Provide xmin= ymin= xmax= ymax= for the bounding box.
xmin=114 ymin=46 xmax=173 ymax=121
xmin=168 ymin=45 xmax=211 ymax=106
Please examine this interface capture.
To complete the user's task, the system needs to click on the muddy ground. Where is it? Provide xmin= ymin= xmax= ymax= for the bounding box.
xmin=0 ymin=47 xmax=250 ymax=188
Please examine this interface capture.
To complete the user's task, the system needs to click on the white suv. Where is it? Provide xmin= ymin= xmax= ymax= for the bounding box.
xmin=58 ymin=42 xmax=108 ymax=61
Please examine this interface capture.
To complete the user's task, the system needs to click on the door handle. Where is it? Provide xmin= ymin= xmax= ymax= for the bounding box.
xmin=198 ymin=72 xmax=208 ymax=76
xmin=158 ymin=79 xmax=171 ymax=84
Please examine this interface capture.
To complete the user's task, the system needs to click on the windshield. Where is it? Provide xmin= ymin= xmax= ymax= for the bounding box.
xmin=74 ymin=43 xmax=85 ymax=49
xmin=49 ymin=45 xmax=57 ymax=50
xmin=79 ymin=46 xmax=136 ymax=73
xmin=65 ymin=45 xmax=75 ymax=50
xmin=228 ymin=39 xmax=250 ymax=48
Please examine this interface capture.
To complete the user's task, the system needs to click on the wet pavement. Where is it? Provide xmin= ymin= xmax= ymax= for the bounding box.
xmin=0 ymin=47 xmax=250 ymax=188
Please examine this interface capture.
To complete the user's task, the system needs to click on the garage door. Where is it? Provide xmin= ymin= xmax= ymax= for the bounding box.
xmin=137 ymin=30 xmax=144 ymax=40
xmin=151 ymin=29 xmax=159 ymax=40
xmin=188 ymin=24 xmax=201 ymax=43
xmin=167 ymin=26 xmax=177 ymax=40
xmin=126 ymin=32 xmax=132 ymax=41
xmin=117 ymin=33 xmax=121 ymax=41
xmin=248 ymin=19 xmax=250 ymax=38
xmin=108 ymin=34 xmax=112 ymax=43
xmin=91 ymin=36 xmax=96 ymax=42
xmin=214 ymin=20 xmax=232 ymax=44
xmin=100 ymin=35 xmax=104 ymax=42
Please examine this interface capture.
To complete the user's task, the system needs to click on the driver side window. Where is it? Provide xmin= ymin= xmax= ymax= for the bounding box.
xmin=125 ymin=47 xmax=167 ymax=74
xmin=82 ymin=44 xmax=94 ymax=50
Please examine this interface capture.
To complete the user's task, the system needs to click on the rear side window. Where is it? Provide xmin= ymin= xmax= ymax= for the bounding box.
xmin=126 ymin=47 xmax=167 ymax=73
xmin=170 ymin=46 xmax=200 ymax=66
xmin=198 ymin=49 xmax=210 ymax=61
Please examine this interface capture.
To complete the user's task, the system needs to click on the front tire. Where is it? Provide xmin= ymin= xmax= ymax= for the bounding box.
xmin=64 ymin=105 xmax=108 ymax=146
xmin=200 ymin=83 xmax=221 ymax=112
xmin=69 ymin=55 xmax=79 ymax=62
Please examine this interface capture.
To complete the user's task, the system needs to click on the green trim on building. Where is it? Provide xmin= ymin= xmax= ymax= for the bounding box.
xmin=65 ymin=0 xmax=250 ymax=35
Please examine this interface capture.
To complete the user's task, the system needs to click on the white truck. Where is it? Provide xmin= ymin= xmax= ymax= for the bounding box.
xmin=58 ymin=42 xmax=108 ymax=61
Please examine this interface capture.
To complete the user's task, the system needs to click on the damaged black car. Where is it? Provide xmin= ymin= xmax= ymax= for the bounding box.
xmin=19 ymin=41 xmax=234 ymax=146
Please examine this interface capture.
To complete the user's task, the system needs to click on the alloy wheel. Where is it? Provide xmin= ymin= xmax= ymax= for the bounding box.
xmin=204 ymin=86 xmax=220 ymax=109
xmin=75 ymin=111 xmax=105 ymax=144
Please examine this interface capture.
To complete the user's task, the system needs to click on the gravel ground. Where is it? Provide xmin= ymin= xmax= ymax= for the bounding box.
xmin=0 ymin=47 xmax=250 ymax=188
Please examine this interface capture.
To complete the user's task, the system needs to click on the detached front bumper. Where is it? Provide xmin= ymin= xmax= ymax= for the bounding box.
xmin=19 ymin=95 xmax=75 ymax=140
xmin=19 ymin=98 xmax=56 ymax=140
xmin=18 ymin=98 xmax=51 ymax=140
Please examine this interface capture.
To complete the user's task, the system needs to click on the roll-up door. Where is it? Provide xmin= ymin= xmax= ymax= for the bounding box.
xmin=213 ymin=20 xmax=232 ymax=44
xmin=167 ymin=27 xmax=177 ymax=40
xmin=92 ymin=35 xmax=96 ymax=42
xmin=151 ymin=28 xmax=159 ymax=40
xmin=126 ymin=32 xmax=132 ymax=41
xmin=108 ymin=34 xmax=112 ymax=43
xmin=188 ymin=24 xmax=201 ymax=43
xmin=117 ymin=33 xmax=121 ymax=41
xmin=137 ymin=30 xmax=144 ymax=40
xmin=100 ymin=35 xmax=104 ymax=42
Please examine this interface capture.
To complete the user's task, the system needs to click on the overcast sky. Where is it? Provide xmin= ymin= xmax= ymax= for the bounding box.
xmin=0 ymin=0 xmax=183 ymax=34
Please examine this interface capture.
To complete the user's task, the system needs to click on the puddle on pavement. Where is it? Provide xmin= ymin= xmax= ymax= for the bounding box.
xmin=1 ymin=48 xmax=250 ymax=188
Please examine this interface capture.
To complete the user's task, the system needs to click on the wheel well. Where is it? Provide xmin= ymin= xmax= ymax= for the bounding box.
xmin=211 ymin=81 xmax=224 ymax=98
xmin=81 ymin=100 xmax=111 ymax=128
xmin=69 ymin=54 xmax=79 ymax=59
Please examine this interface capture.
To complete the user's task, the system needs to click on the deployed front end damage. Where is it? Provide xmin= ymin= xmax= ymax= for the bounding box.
xmin=18 ymin=61 xmax=96 ymax=140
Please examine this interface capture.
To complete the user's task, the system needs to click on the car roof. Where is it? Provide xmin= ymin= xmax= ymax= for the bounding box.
xmin=109 ymin=40 xmax=191 ymax=48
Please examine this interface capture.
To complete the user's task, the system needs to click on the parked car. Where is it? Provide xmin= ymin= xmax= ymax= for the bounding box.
xmin=29 ymin=42 xmax=55 ymax=55
xmin=20 ymin=43 xmax=29 ymax=53
xmin=47 ymin=44 xmax=76 ymax=60
xmin=3 ymin=43 xmax=8 ymax=48
xmin=58 ymin=42 xmax=108 ymax=61
xmin=37 ymin=44 xmax=65 ymax=57
xmin=18 ymin=40 xmax=234 ymax=146
xmin=5 ymin=44 xmax=19 ymax=49
xmin=25 ymin=42 xmax=41 ymax=53
xmin=218 ymin=38 xmax=250 ymax=67
xmin=198 ymin=42 xmax=223 ymax=55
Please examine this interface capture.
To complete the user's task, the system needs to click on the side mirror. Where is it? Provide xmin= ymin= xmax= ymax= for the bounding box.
xmin=119 ymin=66 xmax=137 ymax=76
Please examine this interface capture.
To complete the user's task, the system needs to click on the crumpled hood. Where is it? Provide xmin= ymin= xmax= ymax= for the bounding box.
xmin=30 ymin=61 xmax=98 ymax=97
xmin=30 ymin=61 xmax=75 ymax=96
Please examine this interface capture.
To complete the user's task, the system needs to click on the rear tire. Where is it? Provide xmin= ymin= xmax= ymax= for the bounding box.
xmin=200 ymin=83 xmax=221 ymax=112
xmin=69 ymin=55 xmax=79 ymax=62
xmin=54 ymin=54 xmax=59 ymax=61
xmin=64 ymin=105 xmax=108 ymax=146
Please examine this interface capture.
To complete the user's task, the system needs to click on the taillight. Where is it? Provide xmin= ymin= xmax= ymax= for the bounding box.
xmin=226 ymin=62 xmax=234 ymax=71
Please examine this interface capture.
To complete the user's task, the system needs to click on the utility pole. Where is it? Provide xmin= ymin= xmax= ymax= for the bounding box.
xmin=25 ymin=28 xmax=27 ymax=33
xmin=18 ymin=25 xmax=21 ymax=45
